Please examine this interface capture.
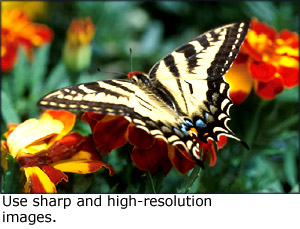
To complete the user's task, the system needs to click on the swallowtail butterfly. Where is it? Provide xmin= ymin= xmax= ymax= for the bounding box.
xmin=38 ymin=22 xmax=250 ymax=166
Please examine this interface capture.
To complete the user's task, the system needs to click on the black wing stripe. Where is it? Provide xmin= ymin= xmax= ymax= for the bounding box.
xmin=196 ymin=35 xmax=210 ymax=48
xmin=104 ymin=80 xmax=136 ymax=94
xmin=207 ymin=22 xmax=249 ymax=80
xmin=175 ymin=44 xmax=197 ymax=73
xmin=82 ymin=82 xmax=126 ymax=99
xmin=163 ymin=54 xmax=180 ymax=78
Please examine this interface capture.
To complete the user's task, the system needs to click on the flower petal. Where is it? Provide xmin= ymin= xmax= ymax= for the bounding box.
xmin=200 ymin=140 xmax=217 ymax=167
xmin=168 ymin=145 xmax=195 ymax=174
xmin=1 ymin=40 xmax=18 ymax=72
xmin=225 ymin=58 xmax=253 ymax=104
xmin=127 ymin=125 xmax=155 ymax=149
xmin=52 ymin=159 xmax=114 ymax=175
xmin=7 ymin=116 xmax=63 ymax=157
xmin=255 ymin=77 xmax=284 ymax=100
xmin=24 ymin=166 xmax=56 ymax=193
xmin=81 ymin=112 xmax=106 ymax=131
xmin=131 ymin=138 xmax=172 ymax=175
xmin=17 ymin=132 xmax=85 ymax=167
xmin=40 ymin=165 xmax=68 ymax=185
xmin=278 ymin=66 xmax=299 ymax=87
xmin=91 ymin=115 xmax=129 ymax=155
xmin=45 ymin=110 xmax=76 ymax=144
xmin=249 ymin=61 xmax=277 ymax=82
xmin=1 ymin=141 xmax=9 ymax=171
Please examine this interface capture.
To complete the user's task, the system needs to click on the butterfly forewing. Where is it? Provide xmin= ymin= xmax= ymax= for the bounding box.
xmin=39 ymin=80 xmax=136 ymax=115
xmin=148 ymin=22 xmax=249 ymax=80
xmin=38 ymin=79 xmax=192 ymax=150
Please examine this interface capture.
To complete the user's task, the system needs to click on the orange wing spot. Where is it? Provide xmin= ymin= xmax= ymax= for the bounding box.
xmin=187 ymin=127 xmax=198 ymax=138
xmin=203 ymin=133 xmax=209 ymax=137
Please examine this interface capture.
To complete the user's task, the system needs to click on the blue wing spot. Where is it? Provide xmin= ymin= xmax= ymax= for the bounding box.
xmin=180 ymin=124 xmax=190 ymax=136
xmin=184 ymin=119 xmax=194 ymax=127
xmin=196 ymin=118 xmax=207 ymax=129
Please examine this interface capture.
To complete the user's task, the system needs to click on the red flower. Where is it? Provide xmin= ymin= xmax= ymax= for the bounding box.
xmin=1 ymin=9 xmax=53 ymax=72
xmin=82 ymin=112 xmax=227 ymax=176
xmin=225 ymin=18 xmax=299 ymax=103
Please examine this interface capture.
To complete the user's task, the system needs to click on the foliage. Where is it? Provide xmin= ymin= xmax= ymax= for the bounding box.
xmin=1 ymin=1 xmax=299 ymax=193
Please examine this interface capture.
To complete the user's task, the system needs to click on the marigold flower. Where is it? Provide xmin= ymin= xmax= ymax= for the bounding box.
xmin=1 ymin=110 xmax=114 ymax=193
xmin=2 ymin=1 xmax=48 ymax=20
xmin=225 ymin=18 xmax=299 ymax=104
xmin=1 ymin=9 xmax=53 ymax=72
xmin=82 ymin=112 xmax=227 ymax=176
xmin=63 ymin=17 xmax=95 ymax=72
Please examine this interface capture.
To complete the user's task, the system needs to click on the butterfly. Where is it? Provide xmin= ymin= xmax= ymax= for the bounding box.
xmin=38 ymin=22 xmax=250 ymax=167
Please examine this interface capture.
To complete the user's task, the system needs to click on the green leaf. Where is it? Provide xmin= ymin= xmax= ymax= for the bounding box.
xmin=243 ymin=2 xmax=277 ymax=26
xmin=13 ymin=48 xmax=29 ymax=98
xmin=72 ymin=174 xmax=93 ymax=193
xmin=2 ymin=74 xmax=14 ymax=100
xmin=283 ymin=149 xmax=297 ymax=187
xmin=1 ymin=154 xmax=21 ymax=193
xmin=30 ymin=45 xmax=50 ymax=96
xmin=140 ymin=21 xmax=163 ymax=55
xmin=177 ymin=165 xmax=201 ymax=193
xmin=1 ymin=91 xmax=21 ymax=125
xmin=267 ymin=115 xmax=298 ymax=135
xmin=43 ymin=61 xmax=68 ymax=93
xmin=275 ymin=87 xmax=299 ymax=103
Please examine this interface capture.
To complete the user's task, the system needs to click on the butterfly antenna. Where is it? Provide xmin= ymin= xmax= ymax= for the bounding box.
xmin=97 ymin=68 xmax=128 ymax=78
xmin=130 ymin=48 xmax=133 ymax=75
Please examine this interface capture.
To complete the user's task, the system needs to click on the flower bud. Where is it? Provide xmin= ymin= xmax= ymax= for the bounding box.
xmin=63 ymin=17 xmax=95 ymax=72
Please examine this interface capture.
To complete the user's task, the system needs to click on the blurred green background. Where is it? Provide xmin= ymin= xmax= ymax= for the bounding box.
xmin=1 ymin=1 xmax=299 ymax=193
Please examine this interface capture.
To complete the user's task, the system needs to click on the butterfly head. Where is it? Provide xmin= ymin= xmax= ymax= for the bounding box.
xmin=128 ymin=71 xmax=151 ymax=85
xmin=128 ymin=71 xmax=147 ymax=79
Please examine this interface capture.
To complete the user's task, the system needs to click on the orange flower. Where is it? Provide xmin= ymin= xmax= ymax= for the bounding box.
xmin=2 ymin=2 xmax=48 ymax=20
xmin=225 ymin=18 xmax=299 ymax=104
xmin=63 ymin=17 xmax=95 ymax=72
xmin=1 ymin=9 xmax=53 ymax=72
xmin=82 ymin=112 xmax=227 ymax=176
xmin=1 ymin=110 xmax=114 ymax=193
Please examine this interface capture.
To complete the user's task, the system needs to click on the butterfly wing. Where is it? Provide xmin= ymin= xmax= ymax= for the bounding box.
xmin=38 ymin=22 xmax=250 ymax=166
xmin=149 ymin=22 xmax=249 ymax=81
xmin=147 ymin=22 xmax=250 ymax=144
xmin=38 ymin=79 xmax=195 ymax=153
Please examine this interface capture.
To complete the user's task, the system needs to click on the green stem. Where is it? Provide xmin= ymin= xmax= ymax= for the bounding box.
xmin=177 ymin=165 xmax=201 ymax=193
xmin=268 ymin=115 xmax=298 ymax=134
xmin=247 ymin=99 xmax=268 ymax=148
xmin=239 ymin=99 xmax=268 ymax=172
xmin=146 ymin=171 xmax=156 ymax=194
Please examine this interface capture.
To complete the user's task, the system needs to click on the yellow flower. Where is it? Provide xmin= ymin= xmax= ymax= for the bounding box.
xmin=1 ymin=110 xmax=114 ymax=193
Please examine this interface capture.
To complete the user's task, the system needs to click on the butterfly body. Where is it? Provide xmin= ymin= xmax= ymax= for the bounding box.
xmin=38 ymin=22 xmax=250 ymax=165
